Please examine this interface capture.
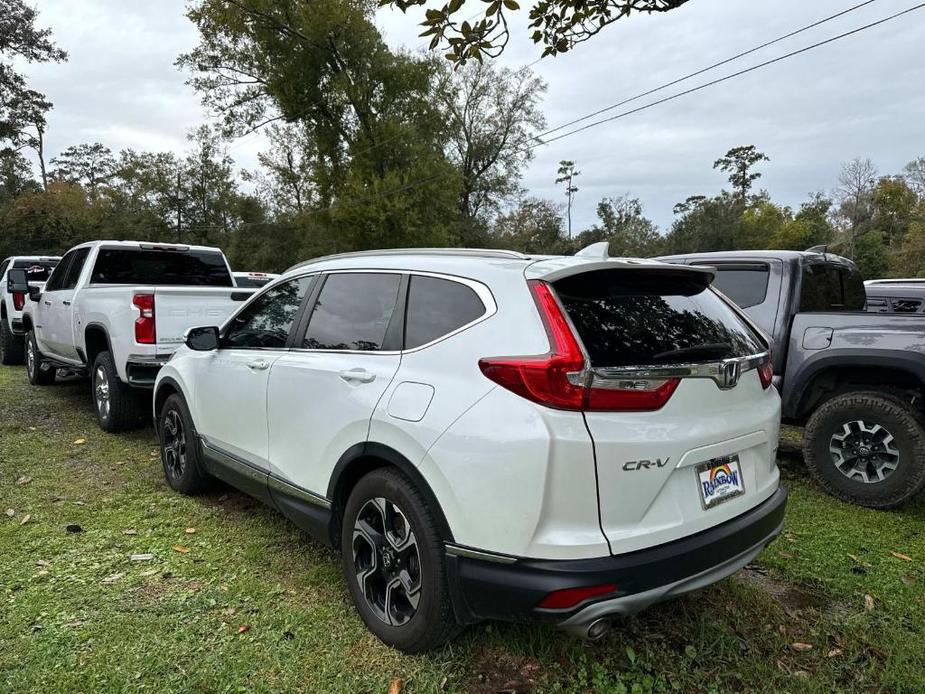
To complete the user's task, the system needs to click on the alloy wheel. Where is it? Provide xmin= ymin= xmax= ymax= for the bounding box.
xmin=352 ymin=497 xmax=422 ymax=626
xmin=26 ymin=339 xmax=35 ymax=379
xmin=94 ymin=365 xmax=111 ymax=421
xmin=829 ymin=419 xmax=900 ymax=484
xmin=162 ymin=409 xmax=187 ymax=481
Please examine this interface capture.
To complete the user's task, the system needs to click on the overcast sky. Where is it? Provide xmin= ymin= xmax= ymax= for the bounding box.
xmin=17 ymin=0 xmax=925 ymax=231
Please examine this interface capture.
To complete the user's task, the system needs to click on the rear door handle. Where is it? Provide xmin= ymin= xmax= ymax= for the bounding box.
xmin=247 ymin=359 xmax=270 ymax=371
xmin=62 ymin=300 xmax=71 ymax=306
xmin=339 ymin=368 xmax=376 ymax=384
xmin=44 ymin=300 xmax=52 ymax=306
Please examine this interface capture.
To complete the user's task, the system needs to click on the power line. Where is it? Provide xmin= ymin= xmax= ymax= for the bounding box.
xmin=535 ymin=0 xmax=881 ymax=140
xmin=213 ymin=1 xmax=924 ymax=226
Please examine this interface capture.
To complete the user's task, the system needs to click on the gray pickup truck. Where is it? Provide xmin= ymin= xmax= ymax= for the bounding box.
xmin=658 ymin=250 xmax=925 ymax=509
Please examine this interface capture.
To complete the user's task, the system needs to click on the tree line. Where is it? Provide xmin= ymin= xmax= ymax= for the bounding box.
xmin=2 ymin=0 xmax=924 ymax=280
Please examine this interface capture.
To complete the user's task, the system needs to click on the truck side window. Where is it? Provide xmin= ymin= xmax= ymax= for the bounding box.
xmin=705 ymin=264 xmax=769 ymax=309
xmin=61 ymin=248 xmax=91 ymax=290
xmin=44 ymin=252 xmax=75 ymax=292
xmin=800 ymin=264 xmax=866 ymax=312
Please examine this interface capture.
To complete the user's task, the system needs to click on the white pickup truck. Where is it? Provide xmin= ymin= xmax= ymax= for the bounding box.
xmin=1 ymin=255 xmax=60 ymax=365
xmin=13 ymin=241 xmax=255 ymax=431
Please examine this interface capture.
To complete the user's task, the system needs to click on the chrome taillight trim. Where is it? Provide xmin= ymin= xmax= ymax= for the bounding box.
xmin=591 ymin=351 xmax=770 ymax=391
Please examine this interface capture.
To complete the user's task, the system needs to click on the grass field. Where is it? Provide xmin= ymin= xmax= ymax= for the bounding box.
xmin=2 ymin=364 xmax=924 ymax=693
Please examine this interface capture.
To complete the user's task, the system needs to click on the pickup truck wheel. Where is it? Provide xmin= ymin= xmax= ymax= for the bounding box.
xmin=803 ymin=391 xmax=925 ymax=509
xmin=341 ymin=468 xmax=460 ymax=653
xmin=158 ymin=393 xmax=212 ymax=494
xmin=91 ymin=351 xmax=145 ymax=432
xmin=25 ymin=331 xmax=55 ymax=385
xmin=1 ymin=318 xmax=25 ymax=365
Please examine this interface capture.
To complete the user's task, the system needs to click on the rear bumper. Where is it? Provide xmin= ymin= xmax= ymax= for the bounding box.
xmin=445 ymin=485 xmax=787 ymax=626
xmin=125 ymin=354 xmax=170 ymax=387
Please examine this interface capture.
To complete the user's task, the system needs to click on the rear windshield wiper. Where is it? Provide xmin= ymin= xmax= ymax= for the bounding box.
xmin=652 ymin=343 xmax=733 ymax=363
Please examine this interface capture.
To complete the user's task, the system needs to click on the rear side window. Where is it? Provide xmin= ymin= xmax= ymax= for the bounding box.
xmin=404 ymin=275 xmax=485 ymax=349
xmin=705 ymin=264 xmax=769 ymax=309
xmin=302 ymin=273 xmax=401 ymax=351
xmin=90 ymin=249 xmax=233 ymax=286
xmin=12 ymin=260 xmax=57 ymax=283
xmin=554 ymin=270 xmax=763 ymax=367
xmin=800 ymin=263 xmax=866 ymax=312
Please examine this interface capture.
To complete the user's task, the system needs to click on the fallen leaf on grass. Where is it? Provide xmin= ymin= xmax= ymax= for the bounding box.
xmin=778 ymin=551 xmax=793 ymax=559
xmin=890 ymin=551 xmax=913 ymax=562
xmin=20 ymin=514 xmax=31 ymax=525
xmin=65 ymin=620 xmax=85 ymax=628
xmin=828 ymin=648 xmax=843 ymax=658
xmin=102 ymin=572 xmax=125 ymax=584
xmin=122 ymin=529 xmax=138 ymax=535
xmin=16 ymin=475 xmax=33 ymax=485
xmin=388 ymin=678 xmax=402 ymax=694
xmin=5 ymin=509 xmax=15 ymax=517
xmin=864 ymin=594 xmax=875 ymax=611
xmin=237 ymin=624 xmax=251 ymax=634
xmin=73 ymin=438 xmax=86 ymax=445
xmin=140 ymin=569 xmax=160 ymax=577
xmin=36 ymin=560 xmax=49 ymax=567
xmin=790 ymin=642 xmax=813 ymax=652
xmin=902 ymin=574 xmax=916 ymax=586
xmin=173 ymin=545 xmax=190 ymax=554
xmin=184 ymin=527 xmax=196 ymax=534
xmin=130 ymin=554 xmax=154 ymax=561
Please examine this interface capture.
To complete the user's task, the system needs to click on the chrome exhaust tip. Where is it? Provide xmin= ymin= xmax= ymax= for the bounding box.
xmin=586 ymin=618 xmax=611 ymax=641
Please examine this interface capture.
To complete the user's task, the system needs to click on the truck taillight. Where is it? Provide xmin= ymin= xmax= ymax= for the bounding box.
xmin=478 ymin=281 xmax=679 ymax=412
xmin=758 ymin=352 xmax=773 ymax=390
xmin=12 ymin=292 xmax=25 ymax=311
xmin=133 ymin=293 xmax=156 ymax=344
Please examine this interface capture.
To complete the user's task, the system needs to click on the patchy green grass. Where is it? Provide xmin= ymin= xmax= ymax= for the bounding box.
xmin=1 ymin=367 xmax=924 ymax=693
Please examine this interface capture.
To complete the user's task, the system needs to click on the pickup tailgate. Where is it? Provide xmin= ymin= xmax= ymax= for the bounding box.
xmin=153 ymin=286 xmax=254 ymax=355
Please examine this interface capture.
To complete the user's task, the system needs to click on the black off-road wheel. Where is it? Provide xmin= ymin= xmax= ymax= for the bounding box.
xmin=0 ymin=317 xmax=25 ymax=365
xmin=803 ymin=391 xmax=925 ymax=509
xmin=25 ymin=330 xmax=55 ymax=385
xmin=158 ymin=393 xmax=212 ymax=494
xmin=91 ymin=351 xmax=146 ymax=432
xmin=341 ymin=468 xmax=460 ymax=653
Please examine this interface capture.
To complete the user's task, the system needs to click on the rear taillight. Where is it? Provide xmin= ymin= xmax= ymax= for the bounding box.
xmin=133 ymin=293 xmax=156 ymax=344
xmin=758 ymin=353 xmax=773 ymax=390
xmin=478 ymin=281 xmax=679 ymax=412
xmin=12 ymin=292 xmax=25 ymax=311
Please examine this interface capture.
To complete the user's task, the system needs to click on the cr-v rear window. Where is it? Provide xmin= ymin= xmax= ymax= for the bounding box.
xmin=553 ymin=270 xmax=764 ymax=367
xmin=90 ymin=249 xmax=233 ymax=286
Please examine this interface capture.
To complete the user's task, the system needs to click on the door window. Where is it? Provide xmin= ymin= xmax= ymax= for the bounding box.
xmin=61 ymin=248 xmax=90 ymax=290
xmin=302 ymin=273 xmax=402 ymax=351
xmin=404 ymin=275 xmax=485 ymax=349
xmin=223 ymin=276 xmax=312 ymax=349
xmin=704 ymin=264 xmax=770 ymax=309
xmin=43 ymin=252 xmax=74 ymax=292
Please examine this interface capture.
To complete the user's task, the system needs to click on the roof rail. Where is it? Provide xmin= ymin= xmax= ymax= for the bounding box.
xmin=285 ymin=247 xmax=530 ymax=273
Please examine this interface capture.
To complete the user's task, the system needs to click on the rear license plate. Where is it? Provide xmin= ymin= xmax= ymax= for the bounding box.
xmin=696 ymin=455 xmax=745 ymax=509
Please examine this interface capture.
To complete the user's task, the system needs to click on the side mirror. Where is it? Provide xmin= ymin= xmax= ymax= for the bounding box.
xmin=7 ymin=268 xmax=29 ymax=293
xmin=185 ymin=325 xmax=220 ymax=351
xmin=29 ymin=286 xmax=42 ymax=302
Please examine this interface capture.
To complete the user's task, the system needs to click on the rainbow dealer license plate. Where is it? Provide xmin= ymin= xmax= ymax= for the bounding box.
xmin=697 ymin=455 xmax=745 ymax=509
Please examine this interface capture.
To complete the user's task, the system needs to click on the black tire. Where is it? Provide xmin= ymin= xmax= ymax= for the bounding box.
xmin=25 ymin=330 xmax=55 ymax=385
xmin=158 ymin=393 xmax=212 ymax=494
xmin=803 ymin=391 xmax=925 ymax=509
xmin=341 ymin=468 xmax=460 ymax=653
xmin=1 ymin=317 xmax=25 ymax=365
xmin=91 ymin=351 xmax=146 ymax=432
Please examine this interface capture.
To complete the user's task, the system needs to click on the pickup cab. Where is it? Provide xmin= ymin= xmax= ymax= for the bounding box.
xmin=14 ymin=241 xmax=254 ymax=431
xmin=658 ymin=250 xmax=925 ymax=508
xmin=1 ymin=256 xmax=60 ymax=365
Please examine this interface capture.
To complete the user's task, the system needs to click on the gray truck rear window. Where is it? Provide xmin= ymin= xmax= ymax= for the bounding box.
xmin=800 ymin=263 xmax=865 ymax=312
xmin=554 ymin=270 xmax=763 ymax=367
xmin=702 ymin=264 xmax=769 ymax=309
xmin=90 ymin=249 xmax=233 ymax=286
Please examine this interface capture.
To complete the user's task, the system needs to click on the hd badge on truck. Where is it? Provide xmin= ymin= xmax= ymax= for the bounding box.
xmin=697 ymin=455 xmax=745 ymax=509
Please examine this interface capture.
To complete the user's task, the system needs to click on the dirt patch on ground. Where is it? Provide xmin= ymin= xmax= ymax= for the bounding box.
xmin=738 ymin=566 xmax=829 ymax=613
xmin=460 ymin=647 xmax=544 ymax=693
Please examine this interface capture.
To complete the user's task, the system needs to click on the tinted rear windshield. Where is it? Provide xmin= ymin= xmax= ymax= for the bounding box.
xmin=12 ymin=260 xmax=57 ymax=283
xmin=554 ymin=270 xmax=764 ymax=367
xmin=90 ymin=249 xmax=233 ymax=286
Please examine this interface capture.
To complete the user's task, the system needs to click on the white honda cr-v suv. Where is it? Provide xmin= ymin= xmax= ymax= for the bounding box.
xmin=153 ymin=245 xmax=786 ymax=652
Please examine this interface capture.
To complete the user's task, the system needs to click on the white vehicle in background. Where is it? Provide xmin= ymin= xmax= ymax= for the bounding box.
xmin=153 ymin=245 xmax=786 ymax=653
xmin=1 ymin=255 xmax=60 ymax=365
xmin=233 ymin=271 xmax=280 ymax=288
xmin=13 ymin=241 xmax=255 ymax=431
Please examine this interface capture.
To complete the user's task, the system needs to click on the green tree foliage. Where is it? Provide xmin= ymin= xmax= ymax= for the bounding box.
xmin=555 ymin=159 xmax=580 ymax=237
xmin=572 ymin=195 xmax=661 ymax=256
xmin=50 ymin=143 xmax=116 ymax=198
xmin=0 ymin=149 xmax=39 ymax=207
xmin=713 ymin=145 xmax=769 ymax=202
xmin=382 ymin=0 xmax=689 ymax=65
xmin=493 ymin=197 xmax=569 ymax=254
